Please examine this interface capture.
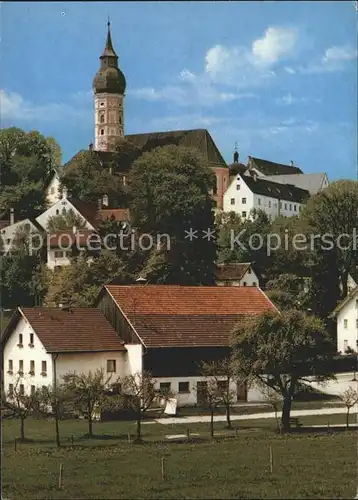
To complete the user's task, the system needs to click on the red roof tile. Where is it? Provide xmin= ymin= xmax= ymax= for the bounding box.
xmin=48 ymin=230 xmax=99 ymax=248
xmin=104 ymin=285 xmax=277 ymax=347
xmin=215 ymin=263 xmax=252 ymax=281
xmin=99 ymin=209 xmax=130 ymax=222
xmin=19 ymin=308 xmax=125 ymax=353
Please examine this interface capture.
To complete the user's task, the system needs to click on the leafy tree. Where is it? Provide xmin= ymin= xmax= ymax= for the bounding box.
xmin=196 ymin=377 xmax=222 ymax=439
xmin=303 ymin=180 xmax=358 ymax=299
xmin=38 ymin=383 xmax=72 ymax=447
xmin=0 ymin=127 xmax=62 ymax=218
xmin=46 ymin=209 xmax=88 ymax=232
xmin=338 ymin=387 xmax=358 ymax=429
xmin=265 ymin=273 xmax=309 ymax=311
xmin=201 ymin=359 xmax=238 ymax=429
xmin=2 ymin=377 xmax=40 ymax=441
xmin=232 ymin=309 xmax=334 ymax=433
xmin=129 ymin=145 xmax=216 ymax=285
xmin=118 ymin=372 xmax=166 ymax=442
xmin=44 ymin=250 xmax=134 ymax=307
xmin=62 ymin=369 xmax=112 ymax=437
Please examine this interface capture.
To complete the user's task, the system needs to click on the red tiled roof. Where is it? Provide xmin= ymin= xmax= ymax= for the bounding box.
xmin=48 ymin=230 xmax=99 ymax=248
xmin=104 ymin=285 xmax=277 ymax=347
xmin=68 ymin=198 xmax=101 ymax=228
xmin=99 ymin=209 xmax=130 ymax=222
xmin=215 ymin=263 xmax=252 ymax=281
xmin=19 ymin=308 xmax=125 ymax=353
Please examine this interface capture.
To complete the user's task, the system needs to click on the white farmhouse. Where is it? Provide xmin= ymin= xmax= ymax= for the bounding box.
xmin=2 ymin=307 xmax=140 ymax=397
xmin=223 ymin=171 xmax=310 ymax=220
xmin=332 ymin=287 xmax=358 ymax=354
xmin=0 ymin=216 xmax=44 ymax=254
xmin=216 ymin=262 xmax=260 ymax=287
xmin=36 ymin=197 xmax=99 ymax=232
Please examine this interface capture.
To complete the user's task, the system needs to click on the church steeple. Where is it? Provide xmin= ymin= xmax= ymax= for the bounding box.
xmin=93 ymin=21 xmax=126 ymax=151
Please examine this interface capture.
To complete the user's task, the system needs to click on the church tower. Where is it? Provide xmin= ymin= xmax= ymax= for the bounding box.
xmin=93 ymin=21 xmax=126 ymax=151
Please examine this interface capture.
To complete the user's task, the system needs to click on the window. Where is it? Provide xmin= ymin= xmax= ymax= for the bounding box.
xmin=299 ymin=205 xmax=301 ymax=212
xmin=248 ymin=268 xmax=252 ymax=274
xmin=50 ymin=187 xmax=55 ymax=194
xmin=106 ymin=360 xmax=116 ymax=373
xmin=18 ymin=360 xmax=24 ymax=375
xmin=230 ymin=198 xmax=235 ymax=205
xmin=344 ymin=340 xmax=348 ymax=351
xmin=242 ymin=198 xmax=247 ymax=204
xmin=243 ymin=281 xmax=247 ymax=287
xmin=253 ymin=282 xmax=257 ymax=287
xmin=100 ymin=129 xmax=104 ymax=136
xmin=8 ymin=384 xmax=14 ymax=396
xmin=119 ymin=116 xmax=122 ymax=125
xmin=160 ymin=382 xmax=171 ymax=394
xmin=217 ymin=380 xmax=228 ymax=392
xmin=19 ymin=384 xmax=25 ymax=396
xmin=54 ymin=251 xmax=64 ymax=258
xmin=42 ymin=385 xmax=47 ymax=391
xmin=18 ymin=333 xmax=23 ymax=346
xmin=100 ymin=114 xmax=105 ymax=123
xmin=6 ymin=239 xmax=10 ymax=245
xmin=212 ymin=177 xmax=218 ymax=195
xmin=258 ymin=198 xmax=261 ymax=205
xmin=236 ymin=184 xmax=240 ymax=190
xmin=24 ymin=223 xmax=30 ymax=231
xmin=61 ymin=208 xmax=67 ymax=215
xmin=242 ymin=211 xmax=247 ymax=218
xmin=178 ymin=381 xmax=190 ymax=393
xmin=30 ymin=360 xmax=35 ymax=374
xmin=100 ymin=102 xmax=104 ymax=107
xmin=268 ymin=200 xmax=271 ymax=208
xmin=56 ymin=209 xmax=60 ymax=215
xmin=31 ymin=385 xmax=36 ymax=396
xmin=41 ymin=361 xmax=47 ymax=375
xmin=344 ymin=319 xmax=348 ymax=329
xmin=289 ymin=204 xmax=292 ymax=211
xmin=285 ymin=203 xmax=287 ymax=210
xmin=294 ymin=205 xmax=297 ymax=212
xmin=29 ymin=333 xmax=34 ymax=346
xmin=280 ymin=202 xmax=282 ymax=209
xmin=8 ymin=360 xmax=13 ymax=373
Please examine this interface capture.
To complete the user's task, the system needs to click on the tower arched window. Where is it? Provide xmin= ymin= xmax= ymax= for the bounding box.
xmin=100 ymin=115 xmax=105 ymax=123
xmin=212 ymin=176 xmax=218 ymax=195
xmin=100 ymin=129 xmax=104 ymax=136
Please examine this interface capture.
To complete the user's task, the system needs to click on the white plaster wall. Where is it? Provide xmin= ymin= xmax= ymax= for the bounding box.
xmin=47 ymin=249 xmax=72 ymax=270
xmin=223 ymin=175 xmax=255 ymax=220
xmin=56 ymin=351 xmax=127 ymax=382
xmin=153 ymin=376 xmax=243 ymax=407
xmin=336 ymin=297 xmax=358 ymax=353
xmin=46 ymin=174 xmax=67 ymax=207
xmin=3 ymin=316 xmax=53 ymax=396
xmin=124 ymin=344 xmax=143 ymax=377
xmin=36 ymin=199 xmax=95 ymax=232
xmin=1 ymin=219 xmax=40 ymax=254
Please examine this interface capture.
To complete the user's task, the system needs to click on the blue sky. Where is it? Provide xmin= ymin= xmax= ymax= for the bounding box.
xmin=2 ymin=1 xmax=357 ymax=179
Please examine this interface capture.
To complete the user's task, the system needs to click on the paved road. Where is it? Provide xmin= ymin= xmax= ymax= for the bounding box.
xmin=153 ymin=406 xmax=350 ymax=425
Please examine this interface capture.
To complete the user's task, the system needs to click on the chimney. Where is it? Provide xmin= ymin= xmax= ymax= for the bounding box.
xmin=72 ymin=226 xmax=77 ymax=235
xmin=10 ymin=208 xmax=15 ymax=225
xmin=89 ymin=143 xmax=93 ymax=151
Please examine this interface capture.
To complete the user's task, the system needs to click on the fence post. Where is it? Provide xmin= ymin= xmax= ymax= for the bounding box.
xmin=58 ymin=463 xmax=63 ymax=489
xmin=14 ymin=438 xmax=17 ymax=452
xmin=161 ymin=457 xmax=166 ymax=480
xmin=269 ymin=446 xmax=273 ymax=474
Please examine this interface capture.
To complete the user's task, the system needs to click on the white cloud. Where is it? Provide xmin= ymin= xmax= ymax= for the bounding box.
xmin=284 ymin=67 xmax=296 ymax=74
xmin=289 ymin=45 xmax=357 ymax=74
xmin=323 ymin=45 xmax=357 ymax=63
xmin=0 ymin=89 xmax=91 ymax=122
xmin=251 ymin=27 xmax=298 ymax=65
xmin=276 ymin=93 xmax=321 ymax=106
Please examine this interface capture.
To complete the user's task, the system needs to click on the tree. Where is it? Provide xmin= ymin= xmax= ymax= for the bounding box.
xmin=303 ymin=180 xmax=358 ymax=299
xmin=2 ymin=377 xmax=40 ymax=441
xmin=259 ymin=385 xmax=282 ymax=433
xmin=196 ymin=378 xmax=222 ymax=439
xmin=201 ymin=359 xmax=237 ymax=429
xmin=44 ymin=250 xmax=134 ymax=307
xmin=46 ymin=209 xmax=88 ymax=232
xmin=232 ymin=309 xmax=334 ymax=433
xmin=265 ymin=273 xmax=309 ymax=311
xmin=119 ymin=372 xmax=166 ymax=443
xmin=38 ymin=383 xmax=72 ymax=447
xmin=62 ymin=369 xmax=112 ymax=437
xmin=60 ymin=143 xmax=138 ymax=205
xmin=129 ymin=145 xmax=216 ymax=285
xmin=338 ymin=387 xmax=358 ymax=429
xmin=0 ymin=127 xmax=62 ymax=218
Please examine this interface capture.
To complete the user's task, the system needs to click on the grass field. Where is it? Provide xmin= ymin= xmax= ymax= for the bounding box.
xmin=2 ymin=414 xmax=358 ymax=499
